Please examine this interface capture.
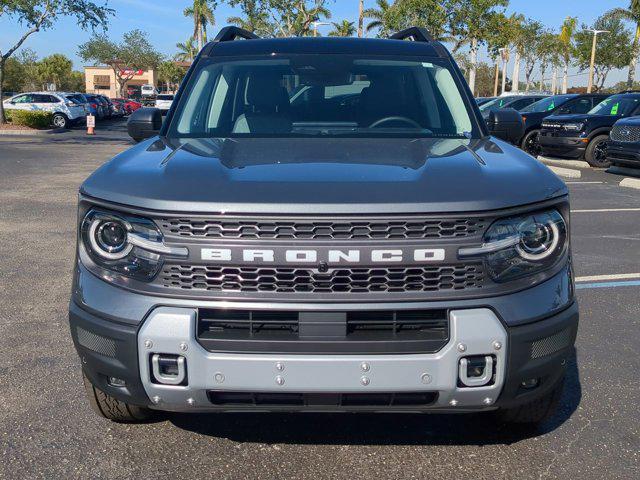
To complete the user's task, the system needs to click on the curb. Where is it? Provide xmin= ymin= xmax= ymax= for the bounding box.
xmin=606 ymin=166 xmax=640 ymax=179
xmin=546 ymin=165 xmax=582 ymax=179
xmin=537 ymin=156 xmax=590 ymax=169
xmin=619 ymin=177 xmax=640 ymax=190
xmin=0 ymin=128 xmax=66 ymax=136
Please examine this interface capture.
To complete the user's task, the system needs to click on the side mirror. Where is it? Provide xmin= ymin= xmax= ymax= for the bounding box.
xmin=127 ymin=107 xmax=162 ymax=142
xmin=487 ymin=108 xmax=525 ymax=145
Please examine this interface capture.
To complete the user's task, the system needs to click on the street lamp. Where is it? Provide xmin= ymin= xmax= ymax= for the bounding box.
xmin=312 ymin=21 xmax=330 ymax=37
xmin=584 ymin=29 xmax=609 ymax=93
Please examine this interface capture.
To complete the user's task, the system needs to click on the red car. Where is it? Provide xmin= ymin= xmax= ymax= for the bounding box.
xmin=113 ymin=98 xmax=142 ymax=115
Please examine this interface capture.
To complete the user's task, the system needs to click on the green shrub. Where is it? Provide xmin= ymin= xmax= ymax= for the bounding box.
xmin=5 ymin=110 xmax=53 ymax=129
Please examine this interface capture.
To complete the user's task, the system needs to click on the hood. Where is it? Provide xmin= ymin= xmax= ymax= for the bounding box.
xmin=543 ymin=113 xmax=618 ymax=126
xmin=81 ymin=137 xmax=567 ymax=214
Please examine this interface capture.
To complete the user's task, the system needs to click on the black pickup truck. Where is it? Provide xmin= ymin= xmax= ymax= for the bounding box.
xmin=69 ymin=27 xmax=578 ymax=426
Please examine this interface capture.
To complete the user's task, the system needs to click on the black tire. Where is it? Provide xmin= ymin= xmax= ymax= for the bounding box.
xmin=521 ymin=129 xmax=542 ymax=157
xmin=82 ymin=372 xmax=153 ymax=423
xmin=52 ymin=112 xmax=69 ymax=129
xmin=496 ymin=378 xmax=564 ymax=425
xmin=585 ymin=134 xmax=610 ymax=168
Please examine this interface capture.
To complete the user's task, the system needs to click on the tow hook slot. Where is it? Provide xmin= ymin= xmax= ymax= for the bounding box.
xmin=151 ymin=354 xmax=187 ymax=385
xmin=458 ymin=355 xmax=494 ymax=387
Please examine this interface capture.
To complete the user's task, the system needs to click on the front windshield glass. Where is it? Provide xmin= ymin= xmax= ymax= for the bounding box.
xmin=169 ymin=55 xmax=476 ymax=138
xmin=479 ymin=96 xmax=514 ymax=112
xmin=589 ymin=95 xmax=640 ymax=116
xmin=520 ymin=95 xmax=575 ymax=113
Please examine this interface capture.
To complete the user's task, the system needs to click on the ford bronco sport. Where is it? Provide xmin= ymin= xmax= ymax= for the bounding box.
xmin=70 ymin=27 xmax=578 ymax=425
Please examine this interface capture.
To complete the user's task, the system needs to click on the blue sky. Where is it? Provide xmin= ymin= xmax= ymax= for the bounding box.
xmin=0 ymin=0 xmax=633 ymax=86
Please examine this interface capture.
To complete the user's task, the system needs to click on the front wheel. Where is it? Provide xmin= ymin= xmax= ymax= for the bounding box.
xmin=585 ymin=134 xmax=610 ymax=168
xmin=82 ymin=371 xmax=153 ymax=423
xmin=52 ymin=113 xmax=69 ymax=129
xmin=521 ymin=129 xmax=542 ymax=157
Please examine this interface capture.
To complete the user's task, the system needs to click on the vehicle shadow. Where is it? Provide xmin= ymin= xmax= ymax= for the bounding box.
xmin=167 ymin=348 xmax=581 ymax=446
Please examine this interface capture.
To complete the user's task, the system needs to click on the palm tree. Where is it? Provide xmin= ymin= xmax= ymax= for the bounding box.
xmin=329 ymin=20 xmax=356 ymax=37
xmin=559 ymin=16 xmax=577 ymax=94
xmin=175 ymin=37 xmax=197 ymax=62
xmin=227 ymin=0 xmax=273 ymax=36
xmin=184 ymin=0 xmax=215 ymax=51
xmin=607 ymin=0 xmax=640 ymax=88
xmin=364 ymin=0 xmax=394 ymax=37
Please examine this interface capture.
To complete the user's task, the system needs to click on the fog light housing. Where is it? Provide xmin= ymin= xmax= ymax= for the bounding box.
xmin=107 ymin=376 xmax=126 ymax=387
xmin=520 ymin=378 xmax=539 ymax=390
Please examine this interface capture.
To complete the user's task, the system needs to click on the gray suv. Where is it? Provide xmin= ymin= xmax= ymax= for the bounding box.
xmin=70 ymin=27 xmax=578 ymax=425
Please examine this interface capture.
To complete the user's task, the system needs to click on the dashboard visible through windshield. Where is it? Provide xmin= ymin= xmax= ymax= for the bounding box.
xmin=169 ymin=55 xmax=476 ymax=139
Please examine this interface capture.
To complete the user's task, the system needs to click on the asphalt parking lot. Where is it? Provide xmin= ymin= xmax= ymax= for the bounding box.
xmin=1 ymin=122 xmax=639 ymax=479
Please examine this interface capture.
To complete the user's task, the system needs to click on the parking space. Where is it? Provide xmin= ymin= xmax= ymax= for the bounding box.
xmin=1 ymin=129 xmax=639 ymax=479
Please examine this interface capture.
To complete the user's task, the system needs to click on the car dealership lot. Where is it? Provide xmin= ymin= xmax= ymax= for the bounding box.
xmin=0 ymin=126 xmax=638 ymax=479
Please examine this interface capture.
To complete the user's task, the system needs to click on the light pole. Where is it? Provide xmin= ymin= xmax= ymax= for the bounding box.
xmin=312 ymin=21 xmax=330 ymax=37
xmin=584 ymin=29 xmax=609 ymax=93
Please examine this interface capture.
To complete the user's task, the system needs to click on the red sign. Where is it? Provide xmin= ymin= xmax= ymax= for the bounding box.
xmin=120 ymin=68 xmax=143 ymax=76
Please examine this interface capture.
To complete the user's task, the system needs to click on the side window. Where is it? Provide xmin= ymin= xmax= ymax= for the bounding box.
xmin=567 ymin=98 xmax=592 ymax=114
xmin=47 ymin=95 xmax=61 ymax=103
xmin=13 ymin=94 xmax=32 ymax=104
xmin=509 ymin=98 xmax=532 ymax=110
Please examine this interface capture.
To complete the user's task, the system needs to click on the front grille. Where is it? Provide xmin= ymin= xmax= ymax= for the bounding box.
xmin=197 ymin=308 xmax=449 ymax=354
xmin=160 ymin=264 xmax=485 ymax=294
xmin=610 ymin=125 xmax=640 ymax=143
xmin=157 ymin=216 xmax=486 ymax=240
xmin=207 ymin=391 xmax=438 ymax=408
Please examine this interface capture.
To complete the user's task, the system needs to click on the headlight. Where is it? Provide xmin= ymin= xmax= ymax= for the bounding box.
xmin=81 ymin=209 xmax=187 ymax=281
xmin=459 ymin=209 xmax=568 ymax=282
xmin=563 ymin=123 xmax=584 ymax=131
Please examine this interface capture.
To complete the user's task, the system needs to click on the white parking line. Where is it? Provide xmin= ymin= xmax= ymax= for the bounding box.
xmin=575 ymin=273 xmax=640 ymax=282
xmin=565 ymin=181 xmax=603 ymax=184
xmin=571 ymin=208 xmax=640 ymax=213
xmin=548 ymin=165 xmax=581 ymax=179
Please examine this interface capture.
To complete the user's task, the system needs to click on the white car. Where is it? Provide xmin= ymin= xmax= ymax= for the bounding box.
xmin=2 ymin=91 xmax=87 ymax=128
xmin=155 ymin=94 xmax=174 ymax=113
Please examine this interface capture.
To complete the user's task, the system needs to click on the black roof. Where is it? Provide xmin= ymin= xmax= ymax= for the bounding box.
xmin=202 ymin=36 xmax=442 ymax=58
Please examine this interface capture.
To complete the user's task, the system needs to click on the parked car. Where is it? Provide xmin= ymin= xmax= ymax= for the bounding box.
xmin=75 ymin=26 xmax=578 ymax=426
xmin=83 ymin=94 xmax=107 ymax=119
xmin=155 ymin=94 xmax=174 ymax=113
xmin=93 ymin=95 xmax=111 ymax=118
xmin=606 ymin=116 xmax=640 ymax=169
xmin=2 ymin=91 xmax=86 ymax=128
xmin=476 ymin=96 xmax=495 ymax=106
xmin=539 ymin=92 xmax=640 ymax=167
xmin=113 ymin=98 xmax=142 ymax=115
xmin=109 ymin=98 xmax=126 ymax=117
xmin=479 ymin=94 xmax=548 ymax=120
xmin=518 ymin=93 xmax=609 ymax=157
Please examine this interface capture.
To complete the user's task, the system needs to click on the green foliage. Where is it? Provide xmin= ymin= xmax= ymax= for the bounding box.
xmin=157 ymin=61 xmax=186 ymax=88
xmin=265 ymin=0 xmax=332 ymax=37
xmin=328 ymin=20 xmax=356 ymax=37
xmin=227 ymin=0 xmax=274 ymax=36
xmin=574 ymin=15 xmax=634 ymax=91
xmin=184 ymin=0 xmax=217 ymax=48
xmin=364 ymin=0 xmax=455 ymax=41
xmin=175 ymin=37 xmax=198 ymax=62
xmin=5 ymin=110 xmax=53 ymax=129
xmin=448 ymin=0 xmax=509 ymax=52
xmin=78 ymin=30 xmax=162 ymax=96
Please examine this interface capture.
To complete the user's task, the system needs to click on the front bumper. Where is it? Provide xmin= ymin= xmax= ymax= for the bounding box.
xmin=539 ymin=132 xmax=587 ymax=159
xmin=70 ymin=264 xmax=578 ymax=412
xmin=607 ymin=144 xmax=640 ymax=168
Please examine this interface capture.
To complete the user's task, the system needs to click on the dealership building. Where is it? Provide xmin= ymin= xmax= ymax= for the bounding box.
xmin=83 ymin=66 xmax=157 ymax=98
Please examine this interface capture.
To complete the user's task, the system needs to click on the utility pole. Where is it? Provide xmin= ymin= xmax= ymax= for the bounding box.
xmin=358 ymin=0 xmax=364 ymax=38
xmin=584 ymin=29 xmax=609 ymax=93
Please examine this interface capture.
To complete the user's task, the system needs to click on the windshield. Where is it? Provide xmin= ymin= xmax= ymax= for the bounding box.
xmin=169 ymin=55 xmax=476 ymax=138
xmin=65 ymin=94 xmax=86 ymax=105
xmin=479 ymin=96 xmax=515 ymax=112
xmin=589 ymin=95 xmax=640 ymax=116
xmin=521 ymin=95 xmax=575 ymax=113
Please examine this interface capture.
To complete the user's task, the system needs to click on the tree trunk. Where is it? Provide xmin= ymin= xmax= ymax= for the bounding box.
xmin=628 ymin=24 xmax=640 ymax=89
xmin=562 ymin=62 xmax=569 ymax=94
xmin=551 ymin=66 xmax=558 ymax=94
xmin=358 ymin=0 xmax=364 ymax=38
xmin=540 ymin=66 xmax=546 ymax=91
xmin=0 ymin=60 xmax=5 ymax=124
xmin=468 ymin=38 xmax=478 ymax=94
xmin=501 ymin=57 xmax=508 ymax=94
xmin=511 ymin=52 xmax=521 ymax=92
xmin=493 ymin=61 xmax=500 ymax=96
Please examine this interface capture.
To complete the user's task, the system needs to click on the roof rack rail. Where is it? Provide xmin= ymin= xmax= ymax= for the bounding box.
xmin=213 ymin=26 xmax=260 ymax=43
xmin=618 ymin=89 xmax=640 ymax=94
xmin=389 ymin=27 xmax=434 ymax=43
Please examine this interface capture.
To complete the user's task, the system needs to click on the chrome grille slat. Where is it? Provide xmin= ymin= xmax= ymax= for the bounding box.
xmin=160 ymin=264 xmax=485 ymax=293
xmin=157 ymin=216 xmax=486 ymax=240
